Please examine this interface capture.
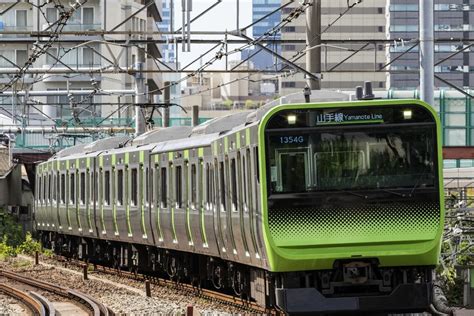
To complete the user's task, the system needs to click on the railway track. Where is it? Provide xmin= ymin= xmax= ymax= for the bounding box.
xmin=0 ymin=269 xmax=113 ymax=316
xmin=0 ymin=282 xmax=48 ymax=316
xmin=54 ymin=255 xmax=279 ymax=315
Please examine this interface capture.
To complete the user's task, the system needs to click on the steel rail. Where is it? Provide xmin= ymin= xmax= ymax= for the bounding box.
xmin=0 ymin=269 xmax=112 ymax=316
xmin=0 ymin=283 xmax=46 ymax=316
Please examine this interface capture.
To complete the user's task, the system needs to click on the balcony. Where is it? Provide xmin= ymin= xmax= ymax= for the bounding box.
xmin=0 ymin=25 xmax=33 ymax=38
xmin=42 ymin=23 xmax=101 ymax=32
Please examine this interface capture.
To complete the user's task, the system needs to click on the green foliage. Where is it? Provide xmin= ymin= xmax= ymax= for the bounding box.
xmin=244 ymin=99 xmax=254 ymax=109
xmin=0 ymin=237 xmax=16 ymax=260
xmin=437 ymin=266 xmax=464 ymax=306
xmin=222 ymin=99 xmax=233 ymax=108
xmin=16 ymin=232 xmax=42 ymax=256
xmin=0 ymin=210 xmax=24 ymax=247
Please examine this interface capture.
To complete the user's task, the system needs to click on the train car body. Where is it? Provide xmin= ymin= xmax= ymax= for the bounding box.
xmin=35 ymin=99 xmax=444 ymax=314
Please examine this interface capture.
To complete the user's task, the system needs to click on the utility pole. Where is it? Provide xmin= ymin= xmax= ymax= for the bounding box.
xmin=306 ymin=0 xmax=321 ymax=90
xmin=420 ymin=0 xmax=434 ymax=106
xmin=163 ymin=81 xmax=171 ymax=128
xmin=134 ymin=49 xmax=146 ymax=136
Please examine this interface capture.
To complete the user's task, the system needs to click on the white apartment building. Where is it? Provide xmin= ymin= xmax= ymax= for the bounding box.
xmin=280 ymin=0 xmax=388 ymax=95
xmin=0 ymin=0 xmax=162 ymax=126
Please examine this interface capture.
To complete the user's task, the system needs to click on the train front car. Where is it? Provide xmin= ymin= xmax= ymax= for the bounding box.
xmin=259 ymin=99 xmax=444 ymax=314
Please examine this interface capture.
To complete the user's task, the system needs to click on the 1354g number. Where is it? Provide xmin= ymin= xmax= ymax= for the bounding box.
xmin=279 ymin=136 xmax=305 ymax=144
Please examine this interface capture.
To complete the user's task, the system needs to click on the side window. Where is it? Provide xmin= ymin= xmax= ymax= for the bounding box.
xmin=242 ymin=155 xmax=248 ymax=207
xmin=161 ymin=167 xmax=167 ymax=208
xmin=131 ymin=168 xmax=138 ymax=206
xmin=104 ymin=170 xmax=110 ymax=206
xmin=117 ymin=169 xmax=124 ymax=205
xmin=56 ymin=172 xmax=60 ymax=203
xmin=80 ymin=172 xmax=86 ymax=205
xmin=175 ymin=165 xmax=182 ymax=208
xmin=90 ymin=169 xmax=94 ymax=205
xmin=146 ymin=167 xmax=152 ymax=205
xmin=254 ymin=147 xmax=259 ymax=182
xmin=70 ymin=172 xmax=75 ymax=205
xmin=48 ymin=174 xmax=52 ymax=203
xmin=38 ymin=176 xmax=42 ymax=202
xmin=60 ymin=174 xmax=65 ymax=204
xmin=230 ymin=158 xmax=237 ymax=209
xmin=219 ymin=161 xmax=225 ymax=209
xmin=191 ymin=164 xmax=197 ymax=207
xmin=43 ymin=175 xmax=46 ymax=202
xmin=246 ymin=149 xmax=253 ymax=209
xmin=198 ymin=160 xmax=203 ymax=207
xmin=98 ymin=168 xmax=102 ymax=205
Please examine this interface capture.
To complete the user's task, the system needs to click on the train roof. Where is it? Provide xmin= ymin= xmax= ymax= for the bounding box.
xmin=48 ymin=90 xmax=352 ymax=160
xmin=131 ymin=126 xmax=193 ymax=147
xmin=53 ymin=135 xmax=131 ymax=159
xmin=191 ymin=111 xmax=251 ymax=135
xmin=152 ymin=132 xmax=219 ymax=154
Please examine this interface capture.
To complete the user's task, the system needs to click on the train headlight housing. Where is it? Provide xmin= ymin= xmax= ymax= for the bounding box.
xmin=287 ymin=114 xmax=297 ymax=125
xmin=403 ymin=110 xmax=412 ymax=120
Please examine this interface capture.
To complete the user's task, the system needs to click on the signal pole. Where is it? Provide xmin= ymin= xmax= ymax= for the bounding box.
xmin=306 ymin=0 xmax=321 ymax=90
xmin=420 ymin=0 xmax=434 ymax=106
xmin=135 ymin=49 xmax=146 ymax=136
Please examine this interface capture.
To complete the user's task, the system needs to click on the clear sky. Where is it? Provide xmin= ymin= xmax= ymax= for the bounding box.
xmin=172 ymin=0 xmax=254 ymax=69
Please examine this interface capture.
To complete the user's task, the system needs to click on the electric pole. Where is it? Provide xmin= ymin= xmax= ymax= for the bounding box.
xmin=306 ymin=0 xmax=321 ymax=90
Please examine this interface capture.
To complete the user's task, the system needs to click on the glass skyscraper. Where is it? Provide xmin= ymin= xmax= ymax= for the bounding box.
xmin=242 ymin=0 xmax=282 ymax=70
xmin=253 ymin=0 xmax=282 ymax=39
xmin=158 ymin=0 xmax=175 ymax=63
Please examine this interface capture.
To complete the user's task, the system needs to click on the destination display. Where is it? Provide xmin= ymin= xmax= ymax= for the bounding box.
xmin=265 ymin=105 xmax=435 ymax=129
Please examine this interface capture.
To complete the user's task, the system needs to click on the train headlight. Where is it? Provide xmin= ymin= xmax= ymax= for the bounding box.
xmin=403 ymin=110 xmax=412 ymax=120
xmin=287 ymin=114 xmax=297 ymax=125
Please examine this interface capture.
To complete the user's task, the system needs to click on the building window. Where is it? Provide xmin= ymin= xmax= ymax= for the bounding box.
xmin=16 ymin=10 xmax=27 ymax=28
xmin=83 ymin=47 xmax=95 ymax=66
xmin=282 ymin=82 xmax=296 ymax=88
xmin=16 ymin=50 xmax=27 ymax=65
xmin=282 ymin=26 xmax=295 ymax=32
xmin=46 ymin=48 xmax=58 ymax=65
xmin=46 ymin=8 xmax=58 ymax=24
xmin=83 ymin=7 xmax=94 ymax=25
xmin=445 ymin=129 xmax=466 ymax=146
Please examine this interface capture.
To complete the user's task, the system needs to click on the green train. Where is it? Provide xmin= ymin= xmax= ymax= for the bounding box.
xmin=35 ymin=99 xmax=444 ymax=314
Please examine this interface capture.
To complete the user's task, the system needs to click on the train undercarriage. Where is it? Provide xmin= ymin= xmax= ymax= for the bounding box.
xmin=40 ymin=231 xmax=435 ymax=315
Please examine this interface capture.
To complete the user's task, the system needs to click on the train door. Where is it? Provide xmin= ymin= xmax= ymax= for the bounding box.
xmin=189 ymin=159 xmax=202 ymax=251
xmin=237 ymin=151 xmax=252 ymax=263
xmin=214 ymin=158 xmax=228 ymax=258
xmin=151 ymin=156 xmax=164 ymax=245
xmin=160 ymin=161 xmax=174 ymax=247
xmin=204 ymin=162 xmax=219 ymax=256
xmin=229 ymin=153 xmax=248 ymax=262
xmin=246 ymin=148 xmax=260 ymax=260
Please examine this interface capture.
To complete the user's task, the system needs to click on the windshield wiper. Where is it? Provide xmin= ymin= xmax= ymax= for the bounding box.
xmin=378 ymin=188 xmax=407 ymax=197
xmin=336 ymin=189 xmax=369 ymax=200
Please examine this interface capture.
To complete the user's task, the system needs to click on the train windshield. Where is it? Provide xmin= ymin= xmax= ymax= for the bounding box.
xmin=266 ymin=125 xmax=436 ymax=195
